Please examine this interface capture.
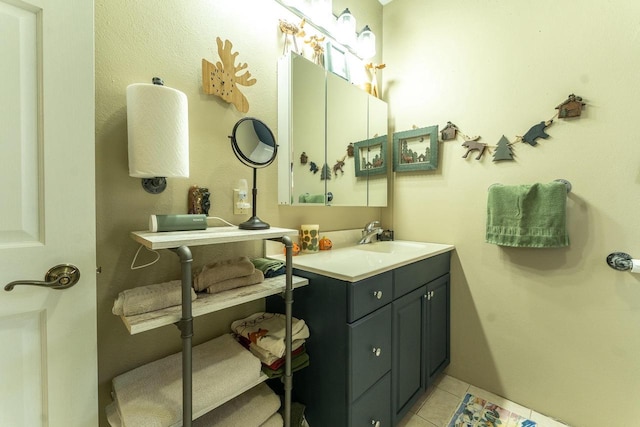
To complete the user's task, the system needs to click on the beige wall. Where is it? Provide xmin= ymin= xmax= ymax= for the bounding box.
xmin=383 ymin=1 xmax=640 ymax=426
xmin=95 ymin=0 xmax=382 ymax=425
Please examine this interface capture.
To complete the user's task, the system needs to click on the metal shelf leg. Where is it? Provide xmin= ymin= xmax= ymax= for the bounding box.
xmin=171 ymin=246 xmax=193 ymax=427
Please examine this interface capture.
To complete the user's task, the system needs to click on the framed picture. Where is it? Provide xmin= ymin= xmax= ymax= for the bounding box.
xmin=325 ymin=41 xmax=350 ymax=81
xmin=354 ymin=135 xmax=387 ymax=177
xmin=392 ymin=125 xmax=439 ymax=172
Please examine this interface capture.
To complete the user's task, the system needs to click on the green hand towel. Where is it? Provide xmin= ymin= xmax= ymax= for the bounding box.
xmin=486 ymin=182 xmax=569 ymax=248
xmin=251 ymin=257 xmax=286 ymax=278
xmin=298 ymin=193 xmax=325 ymax=203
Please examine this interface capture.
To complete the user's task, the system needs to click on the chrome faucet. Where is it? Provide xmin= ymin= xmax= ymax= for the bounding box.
xmin=358 ymin=220 xmax=383 ymax=244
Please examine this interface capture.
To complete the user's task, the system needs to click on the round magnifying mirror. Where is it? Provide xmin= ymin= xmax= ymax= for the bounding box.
xmin=229 ymin=118 xmax=278 ymax=230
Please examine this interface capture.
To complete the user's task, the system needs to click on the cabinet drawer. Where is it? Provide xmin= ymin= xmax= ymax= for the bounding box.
xmin=394 ymin=252 xmax=450 ymax=298
xmin=349 ymin=304 xmax=392 ymax=400
xmin=348 ymin=271 xmax=393 ymax=322
xmin=350 ymin=372 xmax=391 ymax=427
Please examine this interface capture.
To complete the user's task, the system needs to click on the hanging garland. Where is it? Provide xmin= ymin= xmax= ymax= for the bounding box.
xmin=441 ymin=93 xmax=586 ymax=162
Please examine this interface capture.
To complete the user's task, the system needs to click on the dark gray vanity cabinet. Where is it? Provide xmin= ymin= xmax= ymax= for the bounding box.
xmin=392 ymin=272 xmax=450 ymax=424
xmin=267 ymin=252 xmax=450 ymax=427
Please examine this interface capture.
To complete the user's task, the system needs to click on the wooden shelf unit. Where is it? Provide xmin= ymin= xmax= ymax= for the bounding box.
xmin=115 ymin=226 xmax=303 ymax=427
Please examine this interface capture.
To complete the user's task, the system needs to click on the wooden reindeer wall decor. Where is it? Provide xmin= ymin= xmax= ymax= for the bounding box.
xmin=441 ymin=93 xmax=585 ymax=163
xmin=365 ymin=62 xmax=386 ymax=98
xmin=279 ymin=18 xmax=306 ymax=55
xmin=305 ymin=34 xmax=326 ymax=66
xmin=202 ymin=37 xmax=256 ymax=113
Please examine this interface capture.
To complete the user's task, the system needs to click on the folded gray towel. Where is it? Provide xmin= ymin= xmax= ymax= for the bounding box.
xmin=204 ymin=269 xmax=265 ymax=294
xmin=193 ymin=256 xmax=255 ymax=291
xmin=112 ymin=280 xmax=197 ymax=316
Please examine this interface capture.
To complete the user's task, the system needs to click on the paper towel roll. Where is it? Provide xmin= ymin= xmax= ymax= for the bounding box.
xmin=631 ymin=259 xmax=640 ymax=273
xmin=126 ymin=83 xmax=189 ymax=178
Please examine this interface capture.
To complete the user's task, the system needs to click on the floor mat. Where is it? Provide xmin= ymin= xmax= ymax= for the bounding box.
xmin=448 ymin=393 xmax=537 ymax=427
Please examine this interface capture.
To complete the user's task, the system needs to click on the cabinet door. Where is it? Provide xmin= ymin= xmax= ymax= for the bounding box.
xmin=424 ymin=274 xmax=450 ymax=388
xmin=392 ymin=285 xmax=427 ymax=424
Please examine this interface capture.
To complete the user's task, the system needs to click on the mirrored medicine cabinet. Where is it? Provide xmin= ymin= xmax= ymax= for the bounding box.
xmin=277 ymin=52 xmax=388 ymax=207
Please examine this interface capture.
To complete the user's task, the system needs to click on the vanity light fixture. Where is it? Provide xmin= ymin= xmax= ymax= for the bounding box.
xmin=336 ymin=8 xmax=356 ymax=47
xmin=357 ymin=25 xmax=376 ymax=59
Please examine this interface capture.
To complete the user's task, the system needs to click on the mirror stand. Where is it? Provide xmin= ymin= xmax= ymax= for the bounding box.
xmin=239 ymin=168 xmax=270 ymax=230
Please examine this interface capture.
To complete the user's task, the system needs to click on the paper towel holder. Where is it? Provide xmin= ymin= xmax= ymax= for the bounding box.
xmin=606 ymin=252 xmax=633 ymax=271
xmin=127 ymin=77 xmax=189 ymax=194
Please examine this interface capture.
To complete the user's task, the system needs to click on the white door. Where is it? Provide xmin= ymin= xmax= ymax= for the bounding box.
xmin=0 ymin=0 xmax=97 ymax=426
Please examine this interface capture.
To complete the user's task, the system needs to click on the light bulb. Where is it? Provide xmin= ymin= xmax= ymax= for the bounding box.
xmin=358 ymin=25 xmax=376 ymax=59
xmin=336 ymin=8 xmax=356 ymax=47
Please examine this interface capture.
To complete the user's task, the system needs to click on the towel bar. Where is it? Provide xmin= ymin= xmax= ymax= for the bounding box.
xmin=488 ymin=179 xmax=572 ymax=193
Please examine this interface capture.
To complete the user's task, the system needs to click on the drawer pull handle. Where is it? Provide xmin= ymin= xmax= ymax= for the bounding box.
xmin=372 ymin=347 xmax=381 ymax=357
xmin=371 ymin=420 xmax=381 ymax=427
xmin=373 ymin=290 xmax=383 ymax=299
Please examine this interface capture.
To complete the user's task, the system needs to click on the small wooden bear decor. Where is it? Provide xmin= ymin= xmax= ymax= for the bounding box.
xmin=522 ymin=120 xmax=552 ymax=146
xmin=202 ymin=37 xmax=256 ymax=113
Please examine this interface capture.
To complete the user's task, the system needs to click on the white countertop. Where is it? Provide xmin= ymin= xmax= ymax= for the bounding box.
xmin=271 ymin=239 xmax=454 ymax=282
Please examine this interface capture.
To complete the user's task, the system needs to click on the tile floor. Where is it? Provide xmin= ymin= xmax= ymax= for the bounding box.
xmin=396 ymin=375 xmax=571 ymax=427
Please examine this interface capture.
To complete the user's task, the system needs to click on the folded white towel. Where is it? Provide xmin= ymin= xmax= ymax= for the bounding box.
xmin=192 ymin=382 xmax=280 ymax=427
xmin=111 ymin=333 xmax=261 ymax=427
xmin=112 ymin=280 xmax=197 ymax=316
xmin=231 ymin=312 xmax=310 ymax=359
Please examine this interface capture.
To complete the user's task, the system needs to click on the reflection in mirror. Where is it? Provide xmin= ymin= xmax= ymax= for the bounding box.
xmin=277 ymin=52 xmax=388 ymax=206
xmin=354 ymin=135 xmax=387 ymax=177
xmin=229 ymin=118 xmax=278 ymax=229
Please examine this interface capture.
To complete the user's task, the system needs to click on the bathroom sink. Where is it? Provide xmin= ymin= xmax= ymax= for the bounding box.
xmin=354 ymin=241 xmax=429 ymax=254
xmin=283 ymin=239 xmax=454 ymax=282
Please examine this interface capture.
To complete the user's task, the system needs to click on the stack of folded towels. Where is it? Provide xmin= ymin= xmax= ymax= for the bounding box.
xmin=193 ymin=256 xmax=265 ymax=294
xmin=106 ymin=333 xmax=283 ymax=426
xmin=251 ymin=258 xmax=286 ymax=278
xmin=231 ymin=312 xmax=310 ymax=378
xmin=112 ymin=279 xmax=197 ymax=316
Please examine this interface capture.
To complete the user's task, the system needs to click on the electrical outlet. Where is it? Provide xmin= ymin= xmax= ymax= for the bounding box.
xmin=233 ymin=189 xmax=250 ymax=215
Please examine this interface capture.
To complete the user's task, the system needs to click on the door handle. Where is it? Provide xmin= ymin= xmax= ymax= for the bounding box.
xmin=4 ymin=264 xmax=81 ymax=291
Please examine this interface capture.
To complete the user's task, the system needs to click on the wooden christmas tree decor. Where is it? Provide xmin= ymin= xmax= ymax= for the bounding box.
xmin=320 ymin=163 xmax=331 ymax=180
xmin=202 ymin=37 xmax=256 ymax=113
xmin=493 ymin=135 xmax=514 ymax=161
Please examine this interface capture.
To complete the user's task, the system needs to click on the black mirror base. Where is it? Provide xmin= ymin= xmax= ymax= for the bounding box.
xmin=239 ymin=216 xmax=270 ymax=230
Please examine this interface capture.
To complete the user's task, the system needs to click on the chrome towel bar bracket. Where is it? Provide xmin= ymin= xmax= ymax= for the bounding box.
xmin=606 ymin=252 xmax=633 ymax=271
